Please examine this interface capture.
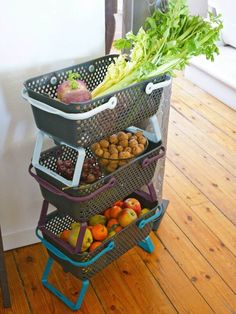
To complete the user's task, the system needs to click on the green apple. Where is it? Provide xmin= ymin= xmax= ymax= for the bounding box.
xmin=140 ymin=208 xmax=150 ymax=216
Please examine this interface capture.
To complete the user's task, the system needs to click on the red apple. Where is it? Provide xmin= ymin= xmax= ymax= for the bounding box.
xmin=118 ymin=208 xmax=137 ymax=227
xmin=110 ymin=205 xmax=123 ymax=219
xmin=112 ymin=200 xmax=125 ymax=208
xmin=123 ymin=198 xmax=142 ymax=216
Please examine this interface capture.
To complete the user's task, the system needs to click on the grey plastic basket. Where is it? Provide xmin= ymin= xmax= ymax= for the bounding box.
xmin=29 ymin=141 xmax=165 ymax=221
xmin=23 ymin=54 xmax=171 ymax=147
xmin=38 ymin=193 xmax=159 ymax=280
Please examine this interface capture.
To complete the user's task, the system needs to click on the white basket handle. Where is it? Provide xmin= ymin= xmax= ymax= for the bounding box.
xmin=126 ymin=115 xmax=162 ymax=143
xmin=145 ymin=77 xmax=172 ymax=95
xmin=22 ymin=88 xmax=117 ymax=121
xmin=32 ymin=131 xmax=85 ymax=187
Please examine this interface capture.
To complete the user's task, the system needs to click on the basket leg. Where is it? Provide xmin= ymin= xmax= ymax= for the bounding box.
xmin=42 ymin=257 xmax=89 ymax=311
xmin=152 ymin=199 xmax=169 ymax=231
xmin=138 ymin=236 xmax=155 ymax=253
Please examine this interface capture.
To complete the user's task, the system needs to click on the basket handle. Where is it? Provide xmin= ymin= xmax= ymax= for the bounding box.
xmin=37 ymin=200 xmax=85 ymax=254
xmin=36 ymin=228 xmax=115 ymax=267
xmin=22 ymin=88 xmax=118 ymax=121
xmin=137 ymin=205 xmax=164 ymax=229
xmin=141 ymin=146 xmax=165 ymax=168
xmin=32 ymin=130 xmax=85 ymax=188
xmin=29 ymin=164 xmax=116 ymax=201
xmin=145 ymin=77 xmax=172 ymax=95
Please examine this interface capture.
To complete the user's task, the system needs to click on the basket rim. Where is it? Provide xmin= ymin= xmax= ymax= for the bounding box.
xmin=42 ymin=197 xmax=159 ymax=259
xmin=23 ymin=53 xmax=170 ymax=114
xmin=38 ymin=140 xmax=162 ymax=193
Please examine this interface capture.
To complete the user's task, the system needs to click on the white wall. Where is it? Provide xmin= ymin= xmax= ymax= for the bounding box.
xmin=187 ymin=0 xmax=208 ymax=16
xmin=0 ymin=0 xmax=105 ymax=250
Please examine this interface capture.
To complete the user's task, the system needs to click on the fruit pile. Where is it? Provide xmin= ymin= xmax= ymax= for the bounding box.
xmin=91 ymin=131 xmax=148 ymax=173
xmin=56 ymin=158 xmax=102 ymax=184
xmin=58 ymin=197 xmax=150 ymax=253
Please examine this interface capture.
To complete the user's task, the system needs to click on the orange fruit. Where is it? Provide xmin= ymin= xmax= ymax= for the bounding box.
xmin=89 ymin=241 xmax=102 ymax=252
xmin=107 ymin=218 xmax=119 ymax=229
xmin=60 ymin=230 xmax=70 ymax=242
xmin=114 ymin=225 xmax=123 ymax=233
xmin=110 ymin=206 xmax=122 ymax=219
xmin=91 ymin=224 xmax=108 ymax=241
xmin=103 ymin=208 xmax=111 ymax=220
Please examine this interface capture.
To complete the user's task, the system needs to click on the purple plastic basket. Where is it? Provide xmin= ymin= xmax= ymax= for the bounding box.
xmin=29 ymin=142 xmax=165 ymax=221
xmin=37 ymin=190 xmax=160 ymax=280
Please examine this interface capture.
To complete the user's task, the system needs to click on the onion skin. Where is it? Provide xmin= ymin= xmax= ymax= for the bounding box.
xmin=57 ymin=80 xmax=92 ymax=104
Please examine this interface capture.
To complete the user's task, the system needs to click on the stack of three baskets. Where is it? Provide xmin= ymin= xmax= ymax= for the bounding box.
xmin=23 ymin=54 xmax=171 ymax=311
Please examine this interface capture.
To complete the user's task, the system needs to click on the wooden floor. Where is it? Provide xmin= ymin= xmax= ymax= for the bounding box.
xmin=1 ymin=75 xmax=236 ymax=314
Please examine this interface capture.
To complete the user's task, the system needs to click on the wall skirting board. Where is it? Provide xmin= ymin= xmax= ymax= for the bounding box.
xmin=2 ymin=228 xmax=39 ymax=251
xmin=185 ymin=65 xmax=236 ymax=111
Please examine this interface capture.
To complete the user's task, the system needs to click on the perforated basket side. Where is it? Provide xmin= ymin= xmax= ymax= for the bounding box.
xmin=42 ymin=194 xmax=159 ymax=279
xmin=36 ymin=142 xmax=163 ymax=220
xmin=24 ymin=55 xmax=118 ymax=114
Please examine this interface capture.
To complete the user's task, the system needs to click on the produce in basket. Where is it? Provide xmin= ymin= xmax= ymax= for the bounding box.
xmin=91 ymin=131 xmax=148 ymax=173
xmin=59 ymin=197 xmax=150 ymax=252
xmin=68 ymin=224 xmax=93 ymax=252
xmin=91 ymin=0 xmax=223 ymax=98
xmin=57 ymin=71 xmax=91 ymax=104
xmin=56 ymin=157 xmax=102 ymax=184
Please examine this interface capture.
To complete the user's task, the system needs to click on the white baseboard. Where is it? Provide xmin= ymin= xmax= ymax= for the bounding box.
xmin=2 ymin=227 xmax=40 ymax=251
xmin=185 ymin=65 xmax=236 ymax=111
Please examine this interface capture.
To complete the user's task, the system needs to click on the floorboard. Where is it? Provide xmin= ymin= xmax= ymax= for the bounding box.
xmin=2 ymin=75 xmax=236 ymax=313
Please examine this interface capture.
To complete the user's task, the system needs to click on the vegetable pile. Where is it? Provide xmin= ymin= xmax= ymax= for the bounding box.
xmin=91 ymin=0 xmax=222 ymax=98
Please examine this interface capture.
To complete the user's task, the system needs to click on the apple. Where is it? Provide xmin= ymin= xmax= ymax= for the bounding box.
xmin=118 ymin=208 xmax=137 ymax=227
xmin=112 ymin=200 xmax=124 ymax=208
xmin=110 ymin=205 xmax=123 ymax=218
xmin=123 ymin=198 xmax=142 ymax=216
xmin=68 ymin=227 xmax=93 ymax=252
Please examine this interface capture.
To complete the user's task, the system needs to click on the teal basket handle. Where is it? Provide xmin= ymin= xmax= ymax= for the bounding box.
xmin=137 ymin=205 xmax=164 ymax=229
xmin=36 ymin=228 xmax=115 ymax=267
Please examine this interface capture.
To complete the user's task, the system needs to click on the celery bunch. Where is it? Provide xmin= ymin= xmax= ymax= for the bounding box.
xmin=92 ymin=0 xmax=222 ymax=98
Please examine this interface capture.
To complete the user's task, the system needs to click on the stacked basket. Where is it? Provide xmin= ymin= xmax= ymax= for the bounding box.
xmin=23 ymin=54 xmax=171 ymax=311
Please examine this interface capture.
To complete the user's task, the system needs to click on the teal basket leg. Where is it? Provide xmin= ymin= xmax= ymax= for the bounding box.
xmin=42 ymin=257 xmax=89 ymax=311
xmin=138 ymin=236 xmax=155 ymax=253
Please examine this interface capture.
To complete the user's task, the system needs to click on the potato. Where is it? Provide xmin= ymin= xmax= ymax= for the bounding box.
xmin=100 ymin=159 xmax=109 ymax=166
xmin=129 ymin=139 xmax=139 ymax=148
xmin=109 ymin=146 xmax=118 ymax=154
xmin=124 ymin=147 xmax=132 ymax=153
xmin=99 ymin=139 xmax=109 ymax=148
xmin=138 ymin=144 xmax=145 ymax=151
xmin=103 ymin=151 xmax=110 ymax=158
xmin=135 ymin=131 xmax=143 ymax=138
xmin=106 ymin=164 xmax=117 ymax=173
xmin=95 ymin=148 xmax=104 ymax=157
xmin=117 ymin=132 xmax=128 ymax=141
xmin=127 ymin=132 xmax=132 ymax=139
xmin=130 ymin=135 xmax=137 ymax=141
xmin=132 ymin=146 xmax=143 ymax=156
xmin=119 ymin=139 xmax=129 ymax=148
xmin=109 ymin=161 xmax=118 ymax=167
xmin=91 ymin=143 xmax=100 ymax=151
xmin=124 ymin=152 xmax=132 ymax=158
xmin=119 ymin=151 xmax=130 ymax=159
xmin=109 ymin=134 xmax=119 ymax=144
xmin=110 ymin=153 xmax=119 ymax=159
xmin=138 ymin=136 xmax=147 ymax=145
xmin=117 ymin=145 xmax=123 ymax=152
xmin=118 ymin=160 xmax=127 ymax=167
